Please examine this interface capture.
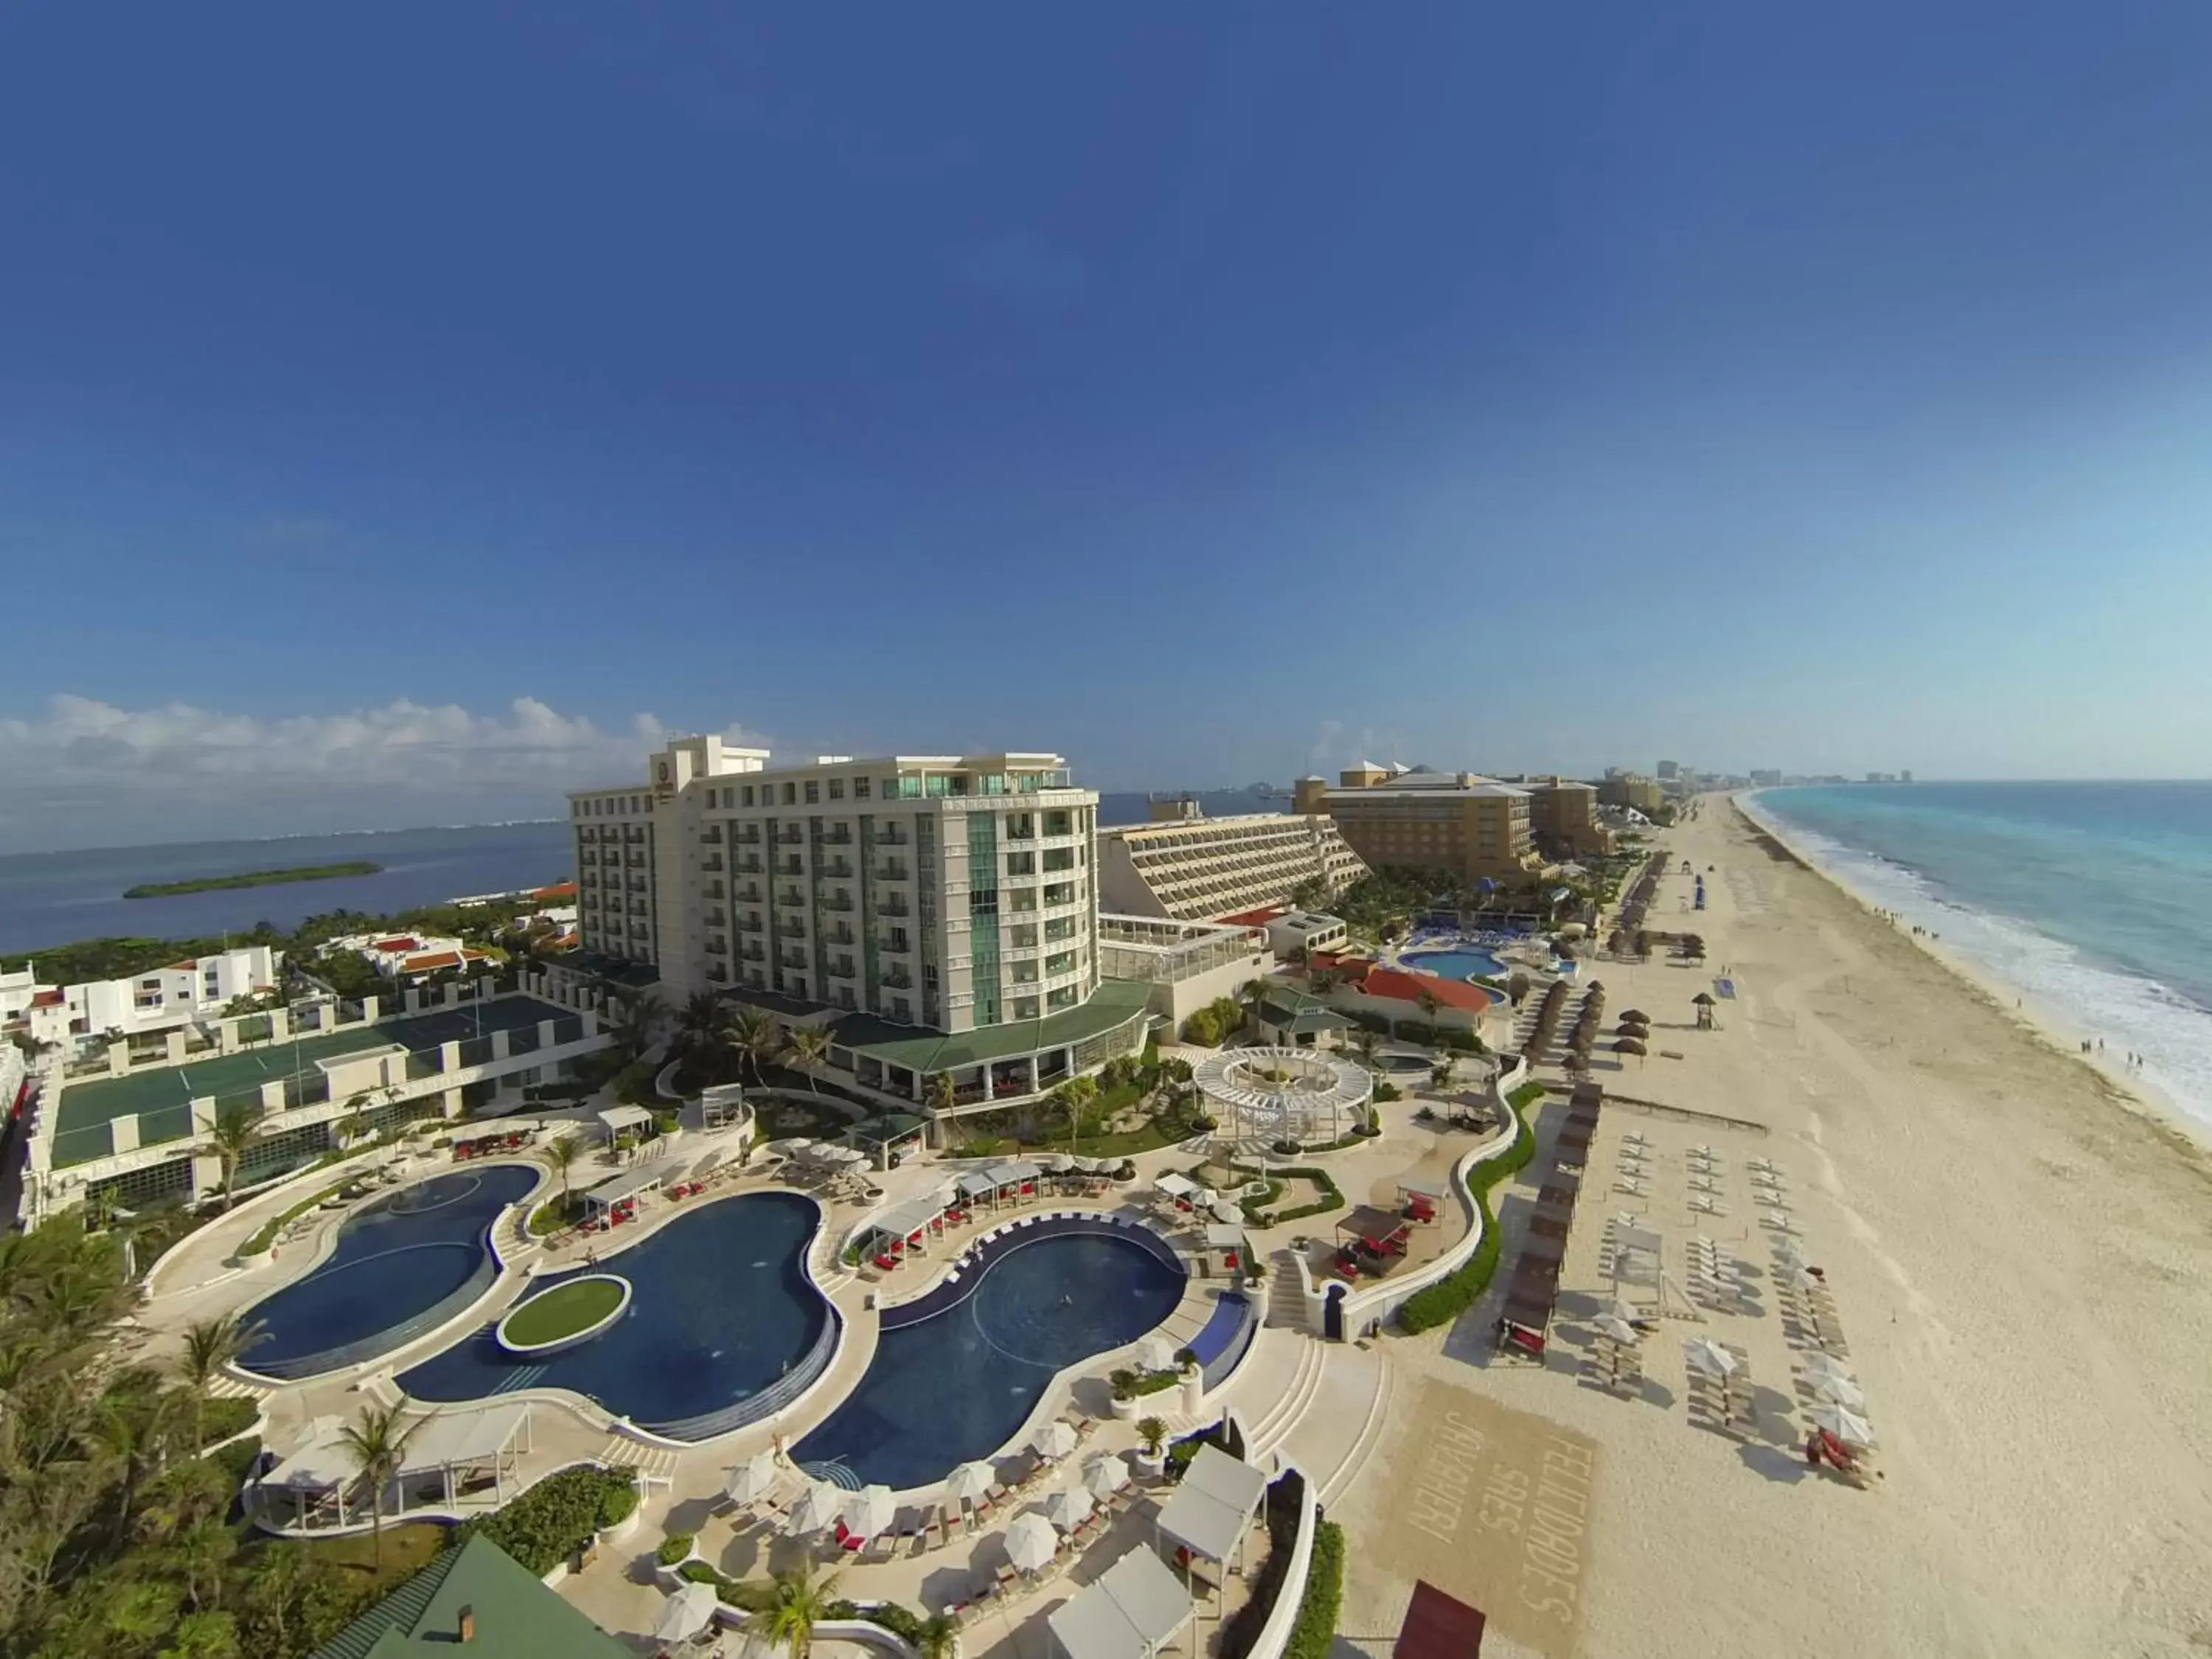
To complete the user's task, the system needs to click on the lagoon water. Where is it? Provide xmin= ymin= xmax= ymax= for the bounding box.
xmin=1747 ymin=782 xmax=2212 ymax=1133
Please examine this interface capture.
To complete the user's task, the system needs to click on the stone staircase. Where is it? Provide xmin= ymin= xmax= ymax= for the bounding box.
xmin=597 ymin=1435 xmax=680 ymax=1492
xmin=1265 ymin=1248 xmax=1309 ymax=1329
xmin=1244 ymin=1328 xmax=1329 ymax=1464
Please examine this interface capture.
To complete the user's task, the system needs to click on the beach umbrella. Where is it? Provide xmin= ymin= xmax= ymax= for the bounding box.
xmin=1006 ymin=1512 xmax=1058 ymax=1572
xmin=1810 ymin=1404 xmax=1877 ymax=1450
xmin=1043 ymin=1486 xmax=1095 ymax=1531
xmin=846 ymin=1485 xmax=896 ymax=1541
xmin=1815 ymin=1375 xmax=1867 ymax=1410
xmin=1081 ymin=1453 xmax=1133 ymax=1501
xmin=1683 ymin=1337 xmax=1738 ymax=1379
xmin=1210 ymin=1201 xmax=1244 ymax=1226
xmin=1804 ymin=1352 xmax=1855 ymax=1383
xmin=945 ymin=1461 xmax=995 ymax=1505
xmin=655 ymin=1583 xmax=720 ymax=1646
xmin=1031 ymin=1420 xmax=1078 ymax=1461
xmin=1135 ymin=1334 xmax=1176 ymax=1374
xmin=785 ymin=1483 xmax=844 ymax=1537
xmin=1692 ymin=992 xmax=1717 ymax=1006
xmin=1772 ymin=1241 xmax=1810 ymax=1271
xmin=1613 ymin=1038 xmax=1647 ymax=1056
xmin=1040 ymin=1153 xmax=1075 ymax=1174
xmin=1562 ymin=1054 xmax=1590 ymax=1076
xmin=724 ymin=1451 xmax=778 ymax=1506
xmin=1593 ymin=1313 xmax=1641 ymax=1346
xmin=1620 ymin=1009 xmax=1649 ymax=1023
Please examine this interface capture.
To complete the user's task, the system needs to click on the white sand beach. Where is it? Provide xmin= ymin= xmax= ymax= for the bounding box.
xmin=1331 ymin=798 xmax=2212 ymax=1658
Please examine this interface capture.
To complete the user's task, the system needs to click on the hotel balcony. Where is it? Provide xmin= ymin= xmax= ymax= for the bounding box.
xmin=819 ymin=896 xmax=855 ymax=913
xmin=816 ymin=830 xmax=854 ymax=846
xmin=882 ymin=969 xmax=914 ymax=990
xmin=819 ymin=860 xmax=855 ymax=880
xmin=874 ymin=829 xmax=908 ymax=846
xmin=875 ymin=899 xmax=911 ymax=918
xmin=702 ymin=854 xmax=724 ymax=872
xmin=700 ymin=827 xmax=723 ymax=844
xmin=876 ymin=864 xmax=911 ymax=883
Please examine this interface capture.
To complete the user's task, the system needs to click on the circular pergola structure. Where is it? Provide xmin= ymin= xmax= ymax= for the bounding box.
xmin=1194 ymin=1047 xmax=1373 ymax=1147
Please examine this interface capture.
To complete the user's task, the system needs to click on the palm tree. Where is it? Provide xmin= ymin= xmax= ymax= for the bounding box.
xmin=206 ymin=1100 xmax=263 ymax=1209
xmin=678 ymin=990 xmax=724 ymax=1066
xmin=924 ymin=1072 xmax=956 ymax=1118
xmin=175 ymin=1314 xmax=268 ymax=1451
xmin=338 ymin=1400 xmax=420 ymax=1578
xmin=1430 ymin=1056 xmax=1457 ymax=1095
xmin=782 ymin=1026 xmax=832 ymax=1100
xmin=751 ymin=1562 xmax=841 ymax=1659
xmin=725 ymin=1007 xmax=780 ymax=1086
xmin=1352 ymin=1028 xmax=1382 ymax=1071
xmin=1136 ymin=1416 xmax=1169 ymax=1459
xmin=1416 ymin=988 xmax=1443 ymax=1028
xmin=613 ymin=990 xmax=663 ymax=1063
xmin=543 ymin=1133 xmax=581 ymax=1209
xmin=916 ymin=1611 xmax=960 ymax=1659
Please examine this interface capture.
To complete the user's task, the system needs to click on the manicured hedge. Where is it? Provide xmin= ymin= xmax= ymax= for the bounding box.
xmin=1395 ymin=1098 xmax=1538 ymax=1335
xmin=241 ymin=1180 xmax=348 ymax=1256
xmin=1219 ymin=1471 xmax=1305 ymax=1659
xmin=456 ymin=1466 xmax=636 ymax=1576
xmin=1285 ymin=1520 xmax=1344 ymax=1659
xmin=1505 ymin=1079 xmax=1547 ymax=1111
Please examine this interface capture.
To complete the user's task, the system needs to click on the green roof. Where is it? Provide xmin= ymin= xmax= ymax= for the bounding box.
xmin=1256 ymin=985 xmax=1355 ymax=1033
xmin=832 ymin=979 xmax=1152 ymax=1073
xmin=53 ymin=997 xmax=577 ymax=1167
xmin=310 ymin=1536 xmax=630 ymax=1659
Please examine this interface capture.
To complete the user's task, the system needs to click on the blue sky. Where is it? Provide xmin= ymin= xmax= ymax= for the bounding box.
xmin=4 ymin=3 xmax=2211 ymax=849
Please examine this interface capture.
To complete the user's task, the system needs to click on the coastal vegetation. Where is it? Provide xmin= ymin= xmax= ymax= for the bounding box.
xmin=122 ymin=861 xmax=383 ymax=899
xmin=1395 ymin=1091 xmax=1538 ymax=1335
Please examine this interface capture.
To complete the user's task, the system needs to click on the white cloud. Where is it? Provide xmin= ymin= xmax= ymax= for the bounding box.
xmin=0 ymin=695 xmax=775 ymax=851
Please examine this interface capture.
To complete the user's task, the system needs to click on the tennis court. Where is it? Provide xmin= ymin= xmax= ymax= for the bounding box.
xmin=52 ymin=996 xmax=580 ymax=1167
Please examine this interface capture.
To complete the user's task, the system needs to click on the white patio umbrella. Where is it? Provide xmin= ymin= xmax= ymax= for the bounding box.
xmin=724 ymin=1450 xmax=778 ymax=1506
xmin=1683 ymin=1338 xmax=1738 ymax=1379
xmin=1040 ymin=1153 xmax=1075 ymax=1173
xmin=1031 ymin=1420 xmax=1078 ymax=1461
xmin=1592 ymin=1313 xmax=1641 ymax=1346
xmin=846 ymin=1485 xmax=896 ymax=1541
xmin=1135 ymin=1334 xmax=1176 ymax=1374
xmin=654 ymin=1582 xmax=720 ymax=1645
xmin=945 ymin=1461 xmax=995 ymax=1505
xmin=1810 ymin=1404 xmax=1877 ymax=1450
xmin=1209 ymin=1201 xmax=1244 ymax=1226
xmin=785 ymin=1483 xmax=844 ymax=1537
xmin=1814 ymin=1375 xmax=1867 ymax=1410
xmin=1080 ymin=1453 xmax=1133 ymax=1501
xmin=1006 ymin=1512 xmax=1058 ymax=1572
xmin=1043 ymin=1486 xmax=1095 ymax=1531
xmin=1803 ymin=1351 xmax=1855 ymax=1383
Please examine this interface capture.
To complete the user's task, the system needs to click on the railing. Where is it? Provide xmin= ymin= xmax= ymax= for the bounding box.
xmin=639 ymin=1304 xmax=843 ymax=1439
xmin=880 ymin=1213 xmax=1183 ymax=1327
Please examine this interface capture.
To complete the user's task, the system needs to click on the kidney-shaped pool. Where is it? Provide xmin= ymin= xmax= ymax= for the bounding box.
xmin=399 ymin=1191 xmax=834 ymax=1439
xmin=241 ymin=1164 xmax=542 ymax=1380
xmin=793 ymin=1219 xmax=1186 ymax=1490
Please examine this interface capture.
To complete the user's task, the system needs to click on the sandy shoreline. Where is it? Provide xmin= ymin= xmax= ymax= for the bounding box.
xmin=1734 ymin=790 xmax=2210 ymax=1152
xmin=1327 ymin=795 xmax=2212 ymax=1658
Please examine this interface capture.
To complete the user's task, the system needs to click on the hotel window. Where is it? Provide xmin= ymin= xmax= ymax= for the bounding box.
xmin=829 ymin=778 xmax=844 ymax=800
xmin=854 ymin=776 xmax=872 ymax=799
xmin=805 ymin=781 xmax=820 ymax=804
xmin=782 ymin=782 xmax=797 ymax=804
xmin=742 ymin=785 xmax=755 ymax=806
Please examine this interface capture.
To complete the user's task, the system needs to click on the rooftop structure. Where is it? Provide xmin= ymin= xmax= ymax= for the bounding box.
xmin=1097 ymin=810 xmax=1366 ymax=922
xmin=307 ymin=1534 xmax=628 ymax=1658
xmin=1095 ymin=913 xmax=1269 ymax=1027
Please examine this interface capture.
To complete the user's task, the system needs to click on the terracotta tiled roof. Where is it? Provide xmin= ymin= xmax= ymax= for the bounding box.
xmin=532 ymin=880 xmax=577 ymax=900
xmin=1360 ymin=964 xmax=1495 ymax=1014
xmin=372 ymin=936 xmax=419 ymax=953
xmin=400 ymin=950 xmax=463 ymax=973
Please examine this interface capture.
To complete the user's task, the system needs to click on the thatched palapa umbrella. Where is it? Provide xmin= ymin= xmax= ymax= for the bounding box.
xmin=1613 ymin=1037 xmax=1646 ymax=1056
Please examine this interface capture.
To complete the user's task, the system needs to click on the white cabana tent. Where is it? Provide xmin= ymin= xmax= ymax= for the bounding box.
xmin=700 ymin=1082 xmax=750 ymax=1131
xmin=583 ymin=1162 xmax=672 ymax=1214
xmin=1153 ymin=1172 xmax=1199 ymax=1203
xmin=1048 ymin=1545 xmax=1195 ymax=1659
xmin=1155 ymin=1446 xmax=1267 ymax=1581
xmin=982 ymin=1160 xmax=1043 ymax=1201
xmin=262 ymin=1422 xmax=364 ymax=1531
xmin=863 ymin=1194 xmax=946 ymax=1258
xmin=598 ymin=1103 xmax=653 ymax=1140
xmin=394 ymin=1402 xmax=534 ymax=1508
xmin=956 ymin=1169 xmax=999 ymax=1204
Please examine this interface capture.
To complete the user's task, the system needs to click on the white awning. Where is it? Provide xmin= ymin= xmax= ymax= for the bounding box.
xmin=956 ymin=1169 xmax=998 ymax=1199
xmin=1155 ymin=1446 xmax=1267 ymax=1563
xmin=983 ymin=1160 xmax=1041 ymax=1186
xmin=598 ymin=1104 xmax=653 ymax=1135
xmin=266 ymin=1426 xmax=358 ymax=1492
xmin=1203 ymin=1225 xmax=1244 ymax=1250
xmin=397 ymin=1402 xmax=530 ymax=1478
xmin=1154 ymin=1173 xmax=1198 ymax=1200
xmin=1049 ymin=1548 xmax=1192 ymax=1659
xmin=585 ymin=1162 xmax=673 ymax=1208
xmin=867 ymin=1195 xmax=945 ymax=1242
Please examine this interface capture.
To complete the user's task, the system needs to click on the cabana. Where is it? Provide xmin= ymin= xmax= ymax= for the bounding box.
xmin=1201 ymin=1224 xmax=1245 ymax=1278
xmin=981 ymin=1159 xmax=1043 ymax=1205
xmin=453 ymin=1122 xmax=538 ymax=1161
xmin=261 ymin=1419 xmax=365 ymax=1531
xmin=1398 ymin=1176 xmax=1447 ymax=1225
xmin=699 ymin=1082 xmax=750 ymax=1133
xmin=396 ymin=1402 xmax=533 ymax=1509
xmin=1332 ymin=1206 xmax=1412 ymax=1278
xmin=1155 ymin=1446 xmax=1268 ymax=1589
xmin=597 ymin=1104 xmax=653 ymax=1147
xmin=582 ymin=1162 xmax=669 ymax=1225
xmin=851 ymin=1113 xmax=931 ymax=1171
xmin=860 ymin=1194 xmax=947 ymax=1269
xmin=1153 ymin=1172 xmax=1200 ymax=1214
xmin=1048 ymin=1545 xmax=1196 ymax=1659
xmin=955 ymin=1167 xmax=999 ymax=1211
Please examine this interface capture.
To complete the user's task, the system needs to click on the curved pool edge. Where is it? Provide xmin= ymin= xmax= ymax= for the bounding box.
xmin=389 ymin=1186 xmax=852 ymax=1451
xmin=233 ymin=1160 xmax=549 ymax=1385
xmin=496 ymin=1273 xmax=635 ymax=1356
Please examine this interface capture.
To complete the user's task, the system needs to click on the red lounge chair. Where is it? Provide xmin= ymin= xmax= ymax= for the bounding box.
xmin=874 ymin=1253 xmax=896 ymax=1270
xmin=1408 ymin=1198 xmax=1436 ymax=1222
xmin=1223 ymin=1251 xmax=1239 ymax=1270
xmin=1020 ymin=1182 xmax=1036 ymax=1197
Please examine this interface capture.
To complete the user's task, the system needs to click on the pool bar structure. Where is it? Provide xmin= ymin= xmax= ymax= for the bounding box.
xmin=1192 ymin=1046 xmax=1373 ymax=1147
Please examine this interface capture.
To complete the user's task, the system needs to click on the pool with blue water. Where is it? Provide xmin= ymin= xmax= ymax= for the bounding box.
xmin=793 ymin=1226 xmax=1186 ymax=1490
xmin=243 ymin=1164 xmax=541 ymax=1377
xmin=1401 ymin=946 xmax=1506 ymax=983
xmin=398 ymin=1191 xmax=830 ymax=1436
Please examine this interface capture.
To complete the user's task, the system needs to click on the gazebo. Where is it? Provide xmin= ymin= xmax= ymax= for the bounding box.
xmin=1155 ymin=1445 xmax=1268 ymax=1590
xmin=597 ymin=1104 xmax=653 ymax=1148
xmin=1192 ymin=1047 xmax=1372 ymax=1149
xmin=860 ymin=1194 xmax=947 ymax=1266
xmin=261 ymin=1420 xmax=364 ymax=1531
xmin=699 ymin=1082 xmax=750 ymax=1133
xmin=851 ymin=1113 xmax=931 ymax=1171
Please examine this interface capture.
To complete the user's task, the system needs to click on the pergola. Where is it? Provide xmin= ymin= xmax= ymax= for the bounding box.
xmin=597 ymin=1104 xmax=653 ymax=1144
xmin=1155 ymin=1445 xmax=1267 ymax=1588
xmin=1048 ymin=1545 xmax=1196 ymax=1659
xmin=397 ymin=1402 xmax=534 ymax=1509
xmin=699 ymin=1082 xmax=750 ymax=1133
xmin=583 ymin=1162 xmax=668 ymax=1216
xmin=980 ymin=1158 xmax=1043 ymax=1203
xmin=262 ymin=1420 xmax=364 ymax=1531
xmin=1192 ymin=1046 xmax=1372 ymax=1147
xmin=851 ymin=1113 xmax=931 ymax=1171
xmin=862 ymin=1194 xmax=947 ymax=1260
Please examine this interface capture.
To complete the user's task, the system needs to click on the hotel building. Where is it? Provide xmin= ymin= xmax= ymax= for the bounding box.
xmin=566 ymin=737 xmax=1149 ymax=1116
xmin=1292 ymin=764 xmax=1538 ymax=887
xmin=1096 ymin=796 xmax=1367 ymax=922
xmin=1522 ymin=777 xmax=1611 ymax=859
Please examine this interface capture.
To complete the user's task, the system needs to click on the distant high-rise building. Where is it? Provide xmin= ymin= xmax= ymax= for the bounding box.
xmin=1656 ymin=760 xmax=1680 ymax=781
xmin=1900 ymin=770 xmax=1913 ymax=784
xmin=1748 ymin=769 xmax=1782 ymax=788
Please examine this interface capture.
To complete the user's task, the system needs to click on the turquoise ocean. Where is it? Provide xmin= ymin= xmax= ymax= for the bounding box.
xmin=1745 ymin=782 xmax=2212 ymax=1135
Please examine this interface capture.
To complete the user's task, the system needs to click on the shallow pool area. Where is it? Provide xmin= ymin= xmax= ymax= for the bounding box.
xmin=792 ymin=1220 xmax=1186 ymax=1490
xmin=398 ymin=1191 xmax=832 ymax=1439
xmin=1401 ymin=945 xmax=1507 ymax=982
xmin=242 ymin=1164 xmax=541 ymax=1380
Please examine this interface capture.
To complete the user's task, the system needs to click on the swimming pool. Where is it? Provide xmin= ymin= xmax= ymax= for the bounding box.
xmin=792 ymin=1221 xmax=1186 ymax=1490
xmin=398 ymin=1191 xmax=833 ymax=1439
xmin=1401 ymin=946 xmax=1506 ymax=982
xmin=242 ymin=1164 xmax=541 ymax=1380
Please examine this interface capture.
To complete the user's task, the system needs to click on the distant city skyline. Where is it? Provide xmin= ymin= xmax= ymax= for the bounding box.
xmin=4 ymin=7 xmax=2210 ymax=850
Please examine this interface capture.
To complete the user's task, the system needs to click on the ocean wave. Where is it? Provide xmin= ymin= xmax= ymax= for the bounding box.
xmin=1743 ymin=796 xmax=2212 ymax=1135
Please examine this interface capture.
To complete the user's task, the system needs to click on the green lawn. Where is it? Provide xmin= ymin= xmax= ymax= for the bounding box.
xmin=296 ymin=1520 xmax=452 ymax=1583
xmin=501 ymin=1277 xmax=625 ymax=1346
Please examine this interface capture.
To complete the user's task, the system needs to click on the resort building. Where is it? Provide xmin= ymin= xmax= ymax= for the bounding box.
xmin=1 ymin=946 xmax=282 ymax=1052
xmin=321 ymin=933 xmax=498 ymax=982
xmin=1265 ymin=911 xmax=1349 ymax=960
xmin=1295 ymin=765 xmax=1539 ymax=888
xmin=1096 ymin=799 xmax=1367 ymax=922
xmin=564 ymin=737 xmax=1150 ymax=1121
xmin=1095 ymin=912 xmax=1269 ymax=1028
xmin=1522 ymin=776 xmax=1612 ymax=859
xmin=1599 ymin=772 xmax=1667 ymax=814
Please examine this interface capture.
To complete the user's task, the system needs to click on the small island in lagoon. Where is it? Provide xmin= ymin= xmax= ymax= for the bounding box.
xmin=122 ymin=861 xmax=384 ymax=900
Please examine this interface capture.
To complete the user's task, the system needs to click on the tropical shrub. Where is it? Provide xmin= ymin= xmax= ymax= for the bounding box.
xmin=658 ymin=1531 xmax=697 ymax=1566
xmin=1395 ymin=1101 xmax=1538 ymax=1334
xmin=458 ymin=1466 xmax=639 ymax=1576
xmin=1284 ymin=1520 xmax=1345 ymax=1659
